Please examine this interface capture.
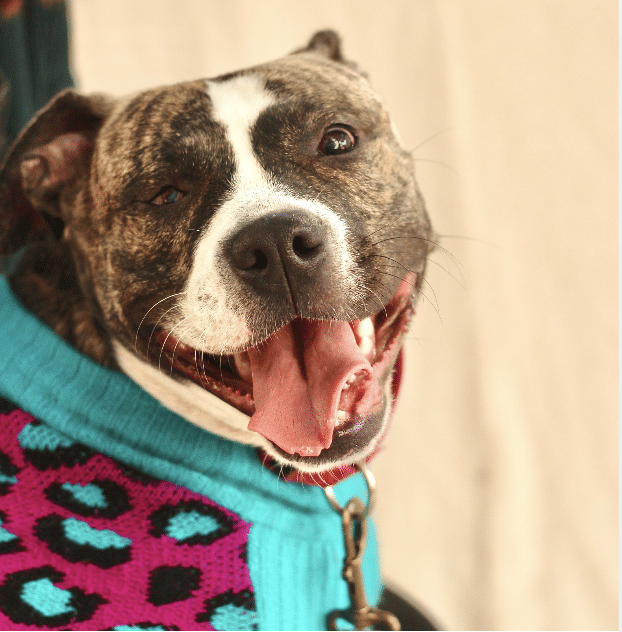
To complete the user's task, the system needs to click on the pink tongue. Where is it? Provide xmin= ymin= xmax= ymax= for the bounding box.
xmin=247 ymin=320 xmax=378 ymax=456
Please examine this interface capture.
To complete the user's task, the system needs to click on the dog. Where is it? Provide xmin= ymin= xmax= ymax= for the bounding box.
xmin=0 ymin=31 xmax=432 ymax=630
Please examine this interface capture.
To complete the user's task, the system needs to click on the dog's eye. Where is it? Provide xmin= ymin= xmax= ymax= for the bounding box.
xmin=318 ymin=126 xmax=357 ymax=155
xmin=149 ymin=186 xmax=186 ymax=206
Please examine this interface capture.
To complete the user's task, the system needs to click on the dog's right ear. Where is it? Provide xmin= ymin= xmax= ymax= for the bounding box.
xmin=294 ymin=30 xmax=368 ymax=79
xmin=0 ymin=89 xmax=114 ymax=256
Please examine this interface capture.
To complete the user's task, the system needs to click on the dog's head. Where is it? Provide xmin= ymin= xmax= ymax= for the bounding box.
xmin=0 ymin=31 xmax=433 ymax=478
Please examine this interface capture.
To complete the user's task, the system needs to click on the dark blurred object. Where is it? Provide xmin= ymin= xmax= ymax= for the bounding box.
xmin=0 ymin=0 xmax=72 ymax=158
xmin=379 ymin=587 xmax=439 ymax=631
xmin=0 ymin=70 xmax=8 ymax=155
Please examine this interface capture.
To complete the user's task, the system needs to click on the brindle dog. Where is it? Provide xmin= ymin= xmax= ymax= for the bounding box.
xmin=0 ymin=31 xmax=433 ymax=478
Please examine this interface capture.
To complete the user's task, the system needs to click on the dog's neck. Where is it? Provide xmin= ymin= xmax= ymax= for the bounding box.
xmin=9 ymin=242 xmax=116 ymax=368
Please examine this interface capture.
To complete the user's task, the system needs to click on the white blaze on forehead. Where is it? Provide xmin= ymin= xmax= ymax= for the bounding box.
xmin=206 ymin=75 xmax=276 ymax=187
xmin=202 ymin=73 xmax=351 ymax=242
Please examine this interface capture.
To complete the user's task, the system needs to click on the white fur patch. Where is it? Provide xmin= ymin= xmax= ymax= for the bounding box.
xmin=113 ymin=341 xmax=265 ymax=446
xmin=207 ymin=75 xmax=273 ymax=189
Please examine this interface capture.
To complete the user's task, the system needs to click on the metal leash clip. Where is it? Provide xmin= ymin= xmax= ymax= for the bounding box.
xmin=324 ymin=462 xmax=401 ymax=631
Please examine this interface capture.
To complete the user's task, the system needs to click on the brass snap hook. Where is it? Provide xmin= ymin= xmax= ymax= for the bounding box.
xmin=324 ymin=462 xmax=400 ymax=631
xmin=324 ymin=460 xmax=377 ymax=519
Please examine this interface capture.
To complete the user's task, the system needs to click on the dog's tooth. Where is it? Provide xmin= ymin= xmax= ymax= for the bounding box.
xmin=233 ymin=352 xmax=252 ymax=383
xmin=335 ymin=410 xmax=348 ymax=427
xmin=355 ymin=317 xmax=375 ymax=359
xmin=357 ymin=317 xmax=374 ymax=338
xmin=358 ymin=335 xmax=374 ymax=357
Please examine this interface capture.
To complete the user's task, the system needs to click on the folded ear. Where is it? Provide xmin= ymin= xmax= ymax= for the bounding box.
xmin=0 ymin=89 xmax=113 ymax=256
xmin=295 ymin=30 xmax=345 ymax=62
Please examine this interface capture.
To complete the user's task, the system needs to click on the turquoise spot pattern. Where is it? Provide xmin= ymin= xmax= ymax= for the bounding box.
xmin=18 ymin=424 xmax=75 ymax=451
xmin=61 ymin=482 xmax=108 ymax=508
xmin=0 ymin=520 xmax=18 ymax=543
xmin=0 ymin=473 xmax=17 ymax=485
xmin=62 ymin=517 xmax=131 ymax=549
xmin=21 ymin=578 xmax=74 ymax=617
xmin=210 ymin=602 xmax=258 ymax=631
xmin=165 ymin=510 xmax=220 ymax=541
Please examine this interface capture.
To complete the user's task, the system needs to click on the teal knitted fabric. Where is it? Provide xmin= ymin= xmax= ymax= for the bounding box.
xmin=0 ymin=276 xmax=381 ymax=630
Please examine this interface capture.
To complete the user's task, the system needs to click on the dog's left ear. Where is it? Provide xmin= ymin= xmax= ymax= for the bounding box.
xmin=294 ymin=30 xmax=367 ymax=77
xmin=0 ymin=89 xmax=113 ymax=256
xmin=295 ymin=30 xmax=346 ymax=63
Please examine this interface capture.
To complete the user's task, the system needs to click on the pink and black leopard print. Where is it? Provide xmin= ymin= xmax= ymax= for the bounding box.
xmin=0 ymin=398 xmax=258 ymax=631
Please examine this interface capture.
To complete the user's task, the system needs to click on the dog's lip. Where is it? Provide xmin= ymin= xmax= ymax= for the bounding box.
xmin=146 ymin=329 xmax=256 ymax=417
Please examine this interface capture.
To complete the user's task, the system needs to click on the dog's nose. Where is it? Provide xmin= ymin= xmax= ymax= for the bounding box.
xmin=226 ymin=210 xmax=333 ymax=310
xmin=228 ymin=210 xmax=327 ymax=279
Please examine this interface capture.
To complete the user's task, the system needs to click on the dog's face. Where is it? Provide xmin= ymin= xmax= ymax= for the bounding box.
xmin=0 ymin=32 xmax=432 ymax=476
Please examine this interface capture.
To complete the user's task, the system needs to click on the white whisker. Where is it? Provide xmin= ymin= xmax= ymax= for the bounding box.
xmin=134 ymin=292 xmax=186 ymax=353
xmin=158 ymin=318 xmax=188 ymax=373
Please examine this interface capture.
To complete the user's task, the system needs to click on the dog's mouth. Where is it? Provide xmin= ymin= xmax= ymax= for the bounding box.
xmin=142 ymin=274 xmax=416 ymax=467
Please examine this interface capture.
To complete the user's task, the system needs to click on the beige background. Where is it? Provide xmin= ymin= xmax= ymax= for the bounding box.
xmin=66 ymin=1 xmax=618 ymax=629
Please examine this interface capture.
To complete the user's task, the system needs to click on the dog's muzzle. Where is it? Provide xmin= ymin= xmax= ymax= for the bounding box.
xmin=147 ymin=278 xmax=415 ymax=463
xmin=141 ymin=209 xmax=419 ymax=470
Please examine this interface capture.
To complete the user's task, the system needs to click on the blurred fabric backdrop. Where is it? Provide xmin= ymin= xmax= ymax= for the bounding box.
xmin=52 ymin=1 xmax=618 ymax=629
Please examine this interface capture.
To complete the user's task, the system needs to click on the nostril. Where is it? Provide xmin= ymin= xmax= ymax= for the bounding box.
xmin=249 ymin=249 xmax=268 ymax=271
xmin=292 ymin=233 xmax=323 ymax=260
xmin=234 ymin=247 xmax=269 ymax=271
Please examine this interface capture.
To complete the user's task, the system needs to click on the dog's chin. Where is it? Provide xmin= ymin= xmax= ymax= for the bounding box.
xmin=129 ymin=276 xmax=415 ymax=473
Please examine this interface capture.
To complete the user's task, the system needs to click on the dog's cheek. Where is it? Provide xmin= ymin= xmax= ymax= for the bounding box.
xmin=109 ymin=216 xmax=193 ymax=332
xmin=178 ymin=250 xmax=254 ymax=355
xmin=67 ymin=193 xmax=190 ymax=349
xmin=355 ymin=140 xmax=432 ymax=260
xmin=321 ymin=141 xmax=430 ymax=288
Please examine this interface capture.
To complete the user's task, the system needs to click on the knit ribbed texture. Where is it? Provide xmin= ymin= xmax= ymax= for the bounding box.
xmin=0 ymin=277 xmax=381 ymax=630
